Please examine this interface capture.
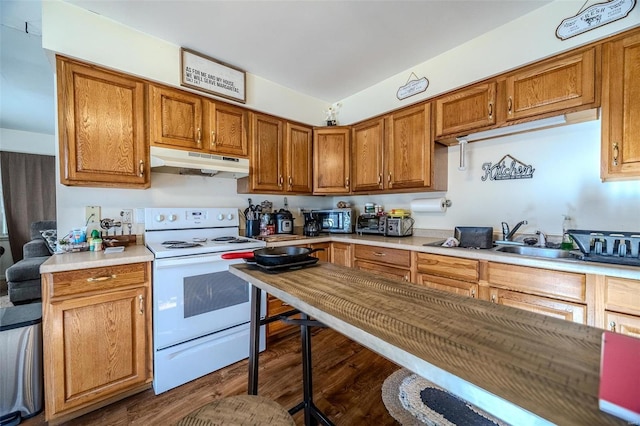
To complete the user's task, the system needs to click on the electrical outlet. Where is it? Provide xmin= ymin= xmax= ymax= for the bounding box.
xmin=120 ymin=209 xmax=133 ymax=224
xmin=85 ymin=206 xmax=101 ymax=225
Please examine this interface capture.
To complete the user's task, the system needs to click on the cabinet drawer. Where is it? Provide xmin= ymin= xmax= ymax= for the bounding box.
xmin=488 ymin=262 xmax=585 ymax=303
xmin=416 ymin=253 xmax=478 ymax=282
xmin=354 ymin=245 xmax=410 ymax=267
xmin=49 ymin=263 xmax=148 ymax=298
xmin=354 ymin=260 xmax=410 ymax=282
xmin=604 ymin=276 xmax=640 ymax=316
xmin=490 ymin=287 xmax=586 ymax=324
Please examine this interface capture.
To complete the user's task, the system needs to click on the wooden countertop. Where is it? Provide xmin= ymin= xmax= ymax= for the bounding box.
xmin=40 ymin=244 xmax=153 ymax=273
xmin=230 ymin=262 xmax=627 ymax=426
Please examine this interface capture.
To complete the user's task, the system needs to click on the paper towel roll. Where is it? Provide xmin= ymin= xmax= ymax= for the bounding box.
xmin=410 ymin=198 xmax=448 ymax=213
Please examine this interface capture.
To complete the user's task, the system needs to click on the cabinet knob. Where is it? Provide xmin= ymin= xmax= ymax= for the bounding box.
xmin=196 ymin=128 xmax=202 ymax=148
xmin=378 ymin=174 xmax=382 ymax=187
xmin=471 ymin=289 xmax=476 ymax=298
xmin=139 ymin=295 xmax=144 ymax=315
xmin=612 ymin=143 xmax=619 ymax=167
xmin=489 ymin=102 xmax=494 ymax=119
xmin=345 ymin=177 xmax=350 ymax=188
xmin=288 ymin=176 xmax=293 ymax=187
xmin=138 ymin=160 xmax=144 ymax=177
xmin=609 ymin=321 xmax=616 ymax=332
xmin=507 ymin=98 xmax=512 ymax=115
xmin=279 ymin=175 xmax=283 ymax=187
xmin=491 ymin=294 xmax=496 ymax=303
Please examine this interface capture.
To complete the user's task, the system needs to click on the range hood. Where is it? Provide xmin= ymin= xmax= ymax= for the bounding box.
xmin=150 ymin=146 xmax=249 ymax=179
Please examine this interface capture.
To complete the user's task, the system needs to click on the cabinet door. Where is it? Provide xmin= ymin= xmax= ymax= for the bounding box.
xmin=505 ymin=48 xmax=596 ymax=121
xmin=435 ymin=82 xmax=497 ymax=138
xmin=605 ymin=311 xmax=640 ymax=338
xmin=387 ymin=103 xmax=432 ymax=189
xmin=285 ymin=123 xmax=313 ymax=193
xmin=601 ymin=31 xmax=640 ymax=180
xmin=490 ymin=287 xmax=586 ymax=324
xmin=603 ymin=276 xmax=640 ymax=317
xmin=56 ymin=58 xmax=148 ymax=188
xmin=250 ymin=113 xmax=283 ymax=192
xmin=355 ymin=260 xmax=410 ymax=282
xmin=313 ymin=127 xmax=351 ymax=194
xmin=309 ymin=242 xmax=331 ymax=262
xmin=205 ymin=101 xmax=248 ymax=157
xmin=331 ymin=242 xmax=352 ymax=267
xmin=352 ymin=118 xmax=385 ymax=192
xmin=416 ymin=273 xmax=478 ymax=298
xmin=45 ymin=287 xmax=149 ymax=415
xmin=150 ymin=85 xmax=203 ymax=150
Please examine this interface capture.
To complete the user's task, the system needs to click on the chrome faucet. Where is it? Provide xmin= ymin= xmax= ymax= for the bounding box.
xmin=501 ymin=220 xmax=528 ymax=241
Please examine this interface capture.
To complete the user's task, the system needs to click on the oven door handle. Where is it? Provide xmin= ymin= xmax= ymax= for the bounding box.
xmin=154 ymin=254 xmax=235 ymax=268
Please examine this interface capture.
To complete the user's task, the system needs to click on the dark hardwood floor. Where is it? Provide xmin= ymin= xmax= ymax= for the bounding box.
xmin=24 ymin=328 xmax=401 ymax=425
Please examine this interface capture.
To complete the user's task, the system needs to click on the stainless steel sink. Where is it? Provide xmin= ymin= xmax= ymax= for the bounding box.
xmin=494 ymin=245 xmax=581 ymax=259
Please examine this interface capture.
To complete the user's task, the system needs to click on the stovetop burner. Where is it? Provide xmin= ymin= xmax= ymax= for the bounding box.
xmin=212 ymin=236 xmax=251 ymax=243
xmin=165 ymin=242 xmax=203 ymax=249
xmin=162 ymin=240 xmax=186 ymax=245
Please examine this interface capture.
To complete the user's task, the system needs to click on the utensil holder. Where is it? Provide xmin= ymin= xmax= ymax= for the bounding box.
xmin=246 ymin=219 xmax=260 ymax=237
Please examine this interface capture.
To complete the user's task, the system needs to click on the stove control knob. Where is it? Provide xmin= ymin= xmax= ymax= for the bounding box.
xmin=227 ymin=213 xmax=234 ymax=220
xmin=155 ymin=214 xmax=165 ymax=222
xmin=167 ymin=214 xmax=177 ymax=222
xmin=217 ymin=213 xmax=224 ymax=221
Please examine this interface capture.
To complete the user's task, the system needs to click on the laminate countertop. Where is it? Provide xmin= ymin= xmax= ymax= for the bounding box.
xmin=265 ymin=233 xmax=640 ymax=280
xmin=40 ymin=244 xmax=153 ymax=273
xmin=231 ymin=262 xmax=627 ymax=426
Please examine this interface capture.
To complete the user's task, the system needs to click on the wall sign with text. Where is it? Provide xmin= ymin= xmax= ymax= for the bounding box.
xmin=556 ymin=0 xmax=636 ymax=40
xmin=181 ymin=48 xmax=246 ymax=103
xmin=481 ymin=154 xmax=535 ymax=181
xmin=397 ymin=72 xmax=429 ymax=100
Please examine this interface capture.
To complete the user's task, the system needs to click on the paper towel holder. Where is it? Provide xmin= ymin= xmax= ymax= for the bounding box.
xmin=442 ymin=199 xmax=452 ymax=208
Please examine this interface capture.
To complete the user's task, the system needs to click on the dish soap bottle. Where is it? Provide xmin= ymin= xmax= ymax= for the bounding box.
xmin=561 ymin=215 xmax=573 ymax=250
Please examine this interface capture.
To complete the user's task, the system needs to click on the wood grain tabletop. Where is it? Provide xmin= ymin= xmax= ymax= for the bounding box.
xmin=230 ymin=262 xmax=628 ymax=426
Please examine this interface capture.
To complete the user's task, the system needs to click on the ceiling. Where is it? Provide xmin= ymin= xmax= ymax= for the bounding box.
xmin=1 ymin=0 xmax=552 ymax=136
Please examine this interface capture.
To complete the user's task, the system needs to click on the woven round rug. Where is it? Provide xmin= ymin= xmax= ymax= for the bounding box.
xmin=381 ymin=369 xmax=510 ymax=426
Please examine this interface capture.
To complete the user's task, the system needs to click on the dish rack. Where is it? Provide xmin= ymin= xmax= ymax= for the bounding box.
xmin=568 ymin=229 xmax=640 ymax=267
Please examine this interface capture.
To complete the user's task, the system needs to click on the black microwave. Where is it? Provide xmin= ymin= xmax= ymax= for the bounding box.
xmin=311 ymin=208 xmax=354 ymax=233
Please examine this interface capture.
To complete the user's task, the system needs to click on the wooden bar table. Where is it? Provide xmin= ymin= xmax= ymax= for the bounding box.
xmin=230 ymin=262 xmax=626 ymax=426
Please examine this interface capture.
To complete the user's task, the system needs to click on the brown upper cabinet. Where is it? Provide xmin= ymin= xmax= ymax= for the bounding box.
xmin=150 ymin=85 xmax=248 ymax=157
xmin=56 ymin=57 xmax=149 ymax=188
xmin=502 ymin=47 xmax=597 ymax=122
xmin=601 ymin=30 xmax=640 ymax=181
xmin=352 ymin=103 xmax=446 ymax=193
xmin=435 ymin=82 xmax=497 ymax=139
xmin=203 ymin=100 xmax=249 ymax=157
xmin=313 ymin=127 xmax=351 ymax=194
xmin=247 ymin=112 xmax=284 ymax=192
xmin=238 ymin=113 xmax=312 ymax=194
xmin=434 ymin=46 xmax=599 ymax=143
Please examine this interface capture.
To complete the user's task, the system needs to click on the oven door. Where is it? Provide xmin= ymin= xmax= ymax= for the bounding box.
xmin=153 ymin=253 xmax=263 ymax=350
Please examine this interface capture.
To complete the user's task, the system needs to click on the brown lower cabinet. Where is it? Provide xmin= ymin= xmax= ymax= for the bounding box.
xmin=415 ymin=252 xmax=479 ymax=298
xmin=354 ymin=245 xmax=411 ymax=282
xmin=41 ymin=262 xmax=152 ymax=424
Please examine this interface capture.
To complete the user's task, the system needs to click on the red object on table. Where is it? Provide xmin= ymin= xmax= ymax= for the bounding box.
xmin=598 ymin=331 xmax=640 ymax=423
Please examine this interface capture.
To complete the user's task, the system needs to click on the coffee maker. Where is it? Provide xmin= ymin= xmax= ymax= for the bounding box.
xmin=303 ymin=211 xmax=321 ymax=237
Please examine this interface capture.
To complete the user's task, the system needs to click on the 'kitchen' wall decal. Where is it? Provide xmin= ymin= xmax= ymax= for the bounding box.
xmin=481 ymin=154 xmax=535 ymax=181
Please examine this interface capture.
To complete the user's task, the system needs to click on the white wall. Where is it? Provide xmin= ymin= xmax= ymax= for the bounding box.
xmin=338 ymin=1 xmax=640 ymax=123
xmin=336 ymin=119 xmax=640 ymax=237
xmin=0 ymin=128 xmax=56 ymax=155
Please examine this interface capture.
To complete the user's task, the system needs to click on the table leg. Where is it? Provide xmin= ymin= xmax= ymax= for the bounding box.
xmin=301 ymin=312 xmax=315 ymax=425
xmin=248 ymin=285 xmax=261 ymax=395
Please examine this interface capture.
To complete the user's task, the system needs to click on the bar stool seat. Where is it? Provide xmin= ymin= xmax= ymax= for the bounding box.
xmin=176 ymin=394 xmax=295 ymax=426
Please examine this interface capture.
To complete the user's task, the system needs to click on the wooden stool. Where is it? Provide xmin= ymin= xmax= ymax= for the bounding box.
xmin=176 ymin=394 xmax=295 ymax=426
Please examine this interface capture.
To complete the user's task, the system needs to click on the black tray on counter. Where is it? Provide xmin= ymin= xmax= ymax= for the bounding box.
xmin=245 ymin=256 xmax=319 ymax=273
